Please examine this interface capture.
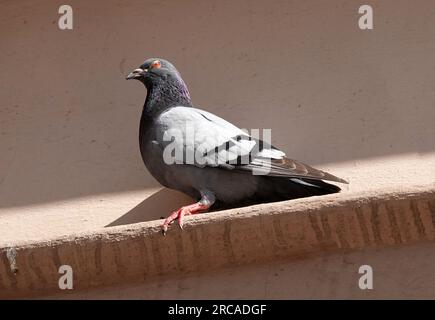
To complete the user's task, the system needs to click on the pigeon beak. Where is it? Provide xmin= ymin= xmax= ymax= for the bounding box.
xmin=126 ymin=68 xmax=146 ymax=80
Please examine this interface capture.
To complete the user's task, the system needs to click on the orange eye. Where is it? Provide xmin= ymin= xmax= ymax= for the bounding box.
xmin=150 ymin=60 xmax=161 ymax=69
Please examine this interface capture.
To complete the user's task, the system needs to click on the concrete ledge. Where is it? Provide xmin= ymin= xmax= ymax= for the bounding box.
xmin=1 ymin=185 xmax=435 ymax=299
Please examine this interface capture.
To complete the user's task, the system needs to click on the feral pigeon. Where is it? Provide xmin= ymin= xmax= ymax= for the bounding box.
xmin=126 ymin=58 xmax=348 ymax=234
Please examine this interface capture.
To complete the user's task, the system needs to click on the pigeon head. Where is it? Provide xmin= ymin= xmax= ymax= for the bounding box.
xmin=126 ymin=58 xmax=192 ymax=111
xmin=126 ymin=58 xmax=177 ymax=85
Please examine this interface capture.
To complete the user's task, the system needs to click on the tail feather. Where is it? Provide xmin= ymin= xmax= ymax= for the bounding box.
xmin=262 ymin=176 xmax=341 ymax=201
xmin=292 ymin=178 xmax=341 ymax=194
xmin=255 ymin=177 xmax=341 ymax=202
xmin=213 ymin=176 xmax=342 ymax=211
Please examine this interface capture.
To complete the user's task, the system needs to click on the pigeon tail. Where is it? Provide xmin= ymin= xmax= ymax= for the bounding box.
xmin=258 ymin=176 xmax=341 ymax=201
xmin=291 ymin=178 xmax=341 ymax=194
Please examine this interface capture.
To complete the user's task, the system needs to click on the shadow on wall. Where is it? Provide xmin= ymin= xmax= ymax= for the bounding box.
xmin=105 ymin=185 xmax=309 ymax=228
xmin=1 ymin=0 xmax=435 ymax=209
xmin=106 ymin=189 xmax=193 ymax=227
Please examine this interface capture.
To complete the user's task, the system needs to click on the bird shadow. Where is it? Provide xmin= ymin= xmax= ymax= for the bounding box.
xmin=105 ymin=188 xmax=194 ymax=227
xmin=105 ymin=188 xmax=263 ymax=228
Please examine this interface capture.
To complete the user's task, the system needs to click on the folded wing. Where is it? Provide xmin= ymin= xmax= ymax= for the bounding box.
xmin=157 ymin=106 xmax=348 ymax=184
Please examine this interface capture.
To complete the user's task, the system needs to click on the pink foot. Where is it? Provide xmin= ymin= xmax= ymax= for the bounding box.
xmin=162 ymin=202 xmax=210 ymax=235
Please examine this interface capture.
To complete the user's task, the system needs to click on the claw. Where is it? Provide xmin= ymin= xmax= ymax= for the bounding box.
xmin=178 ymin=209 xmax=186 ymax=230
xmin=160 ymin=201 xmax=212 ymax=236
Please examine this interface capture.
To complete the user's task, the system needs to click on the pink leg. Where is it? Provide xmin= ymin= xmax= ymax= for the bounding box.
xmin=162 ymin=201 xmax=211 ymax=235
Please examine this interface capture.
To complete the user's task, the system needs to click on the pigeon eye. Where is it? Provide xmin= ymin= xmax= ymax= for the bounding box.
xmin=150 ymin=60 xmax=162 ymax=69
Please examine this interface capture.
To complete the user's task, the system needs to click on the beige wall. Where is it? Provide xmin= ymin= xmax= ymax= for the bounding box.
xmin=1 ymin=0 xmax=435 ymax=207
xmin=2 ymin=0 xmax=435 ymax=299
xmin=1 ymin=0 xmax=435 ymax=241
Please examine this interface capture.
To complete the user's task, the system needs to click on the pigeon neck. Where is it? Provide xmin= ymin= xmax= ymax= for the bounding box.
xmin=143 ymin=77 xmax=192 ymax=119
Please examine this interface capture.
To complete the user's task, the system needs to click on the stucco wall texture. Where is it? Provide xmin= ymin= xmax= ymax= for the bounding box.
xmin=1 ymin=0 xmax=435 ymax=298
xmin=0 ymin=186 xmax=433 ymax=299
xmin=51 ymin=242 xmax=435 ymax=300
